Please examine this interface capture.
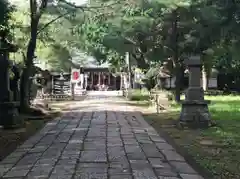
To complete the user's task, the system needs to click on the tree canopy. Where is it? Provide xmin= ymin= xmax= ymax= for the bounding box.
xmin=4 ymin=0 xmax=240 ymax=106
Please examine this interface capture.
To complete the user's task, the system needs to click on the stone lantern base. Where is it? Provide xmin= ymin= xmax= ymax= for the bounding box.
xmin=0 ymin=102 xmax=24 ymax=129
xmin=178 ymin=100 xmax=212 ymax=129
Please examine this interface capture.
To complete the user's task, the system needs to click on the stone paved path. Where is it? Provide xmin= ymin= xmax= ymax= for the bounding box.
xmin=0 ymin=94 xmax=204 ymax=179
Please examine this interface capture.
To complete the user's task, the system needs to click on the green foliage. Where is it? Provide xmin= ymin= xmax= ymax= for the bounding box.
xmin=8 ymin=0 xmax=240 ymax=74
xmin=0 ymin=0 xmax=13 ymax=34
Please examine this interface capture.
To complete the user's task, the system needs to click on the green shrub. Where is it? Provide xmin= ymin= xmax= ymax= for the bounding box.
xmin=129 ymin=89 xmax=149 ymax=101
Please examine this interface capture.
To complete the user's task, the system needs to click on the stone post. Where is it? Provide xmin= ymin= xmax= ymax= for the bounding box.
xmin=179 ymin=56 xmax=212 ymax=128
xmin=0 ymin=38 xmax=23 ymax=129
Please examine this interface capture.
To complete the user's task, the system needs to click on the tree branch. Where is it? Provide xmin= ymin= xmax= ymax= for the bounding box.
xmin=37 ymin=9 xmax=83 ymax=35
xmin=59 ymin=0 xmax=120 ymax=9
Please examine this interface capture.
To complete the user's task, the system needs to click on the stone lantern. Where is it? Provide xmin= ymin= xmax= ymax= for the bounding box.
xmin=0 ymin=36 xmax=24 ymax=129
xmin=178 ymin=56 xmax=213 ymax=128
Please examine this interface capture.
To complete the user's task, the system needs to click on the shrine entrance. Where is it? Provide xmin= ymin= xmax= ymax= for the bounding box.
xmin=83 ymin=67 xmax=120 ymax=91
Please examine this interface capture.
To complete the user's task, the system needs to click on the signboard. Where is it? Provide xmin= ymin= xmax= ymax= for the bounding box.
xmin=53 ymin=78 xmax=70 ymax=95
xmin=71 ymin=68 xmax=80 ymax=83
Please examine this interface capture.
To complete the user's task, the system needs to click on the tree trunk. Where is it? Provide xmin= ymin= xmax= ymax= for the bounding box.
xmin=171 ymin=10 xmax=181 ymax=102
xmin=20 ymin=18 xmax=39 ymax=112
xmin=174 ymin=63 xmax=184 ymax=102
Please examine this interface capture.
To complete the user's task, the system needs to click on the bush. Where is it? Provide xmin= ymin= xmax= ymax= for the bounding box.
xmin=129 ymin=89 xmax=149 ymax=101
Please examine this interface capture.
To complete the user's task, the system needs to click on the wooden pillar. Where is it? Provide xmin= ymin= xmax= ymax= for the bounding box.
xmin=91 ymin=72 xmax=93 ymax=86
xmin=120 ymin=73 xmax=122 ymax=89
xmin=114 ymin=76 xmax=116 ymax=90
xmin=98 ymin=72 xmax=101 ymax=84
xmin=102 ymin=72 xmax=104 ymax=85
xmin=51 ymin=76 xmax=54 ymax=95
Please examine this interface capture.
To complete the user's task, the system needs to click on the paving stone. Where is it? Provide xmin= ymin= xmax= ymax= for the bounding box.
xmin=0 ymin=164 xmax=12 ymax=176
xmin=73 ymin=172 xmax=107 ymax=179
xmin=11 ymin=165 xmax=32 ymax=171
xmin=130 ymin=160 xmax=151 ymax=170
xmin=80 ymin=151 xmax=107 ymax=162
xmin=49 ymin=174 xmax=73 ymax=179
xmin=158 ymin=177 xmax=180 ymax=179
xmin=121 ymin=134 xmax=135 ymax=139
xmin=3 ymin=169 xmax=29 ymax=178
xmin=68 ymin=139 xmax=83 ymax=144
xmin=141 ymin=144 xmax=163 ymax=158
xmin=51 ymin=165 xmax=75 ymax=176
xmin=41 ymin=151 xmax=61 ymax=159
xmin=149 ymin=136 xmax=166 ymax=143
xmin=179 ymin=174 xmax=204 ymax=179
xmin=107 ymin=142 xmax=123 ymax=147
xmin=124 ymin=144 xmax=142 ymax=153
xmin=78 ymin=163 xmax=108 ymax=168
xmin=56 ymin=159 xmax=78 ymax=166
xmin=64 ymin=143 xmax=82 ymax=151
xmin=26 ymin=165 xmax=53 ymax=178
xmin=75 ymin=166 xmax=107 ymax=175
xmin=83 ymin=142 xmax=106 ymax=150
xmin=0 ymin=157 xmax=21 ymax=165
xmin=154 ymin=168 xmax=179 ymax=177
xmin=127 ymin=151 xmax=146 ymax=160
xmin=29 ymin=146 xmax=48 ymax=153
xmin=108 ymin=147 xmax=127 ymax=162
xmin=109 ymin=175 xmax=132 ymax=179
xmin=109 ymin=167 xmax=131 ymax=174
xmin=160 ymin=150 xmax=185 ymax=162
xmin=148 ymin=158 xmax=170 ymax=168
xmin=5 ymin=151 xmax=26 ymax=159
xmin=17 ymin=153 xmax=41 ymax=165
xmin=156 ymin=143 xmax=174 ymax=150
xmin=35 ymin=158 xmax=57 ymax=166
xmin=132 ymin=168 xmax=158 ymax=179
xmin=170 ymin=161 xmax=197 ymax=174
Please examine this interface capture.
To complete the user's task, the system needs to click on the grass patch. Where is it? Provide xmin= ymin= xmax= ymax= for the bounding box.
xmin=130 ymin=94 xmax=240 ymax=179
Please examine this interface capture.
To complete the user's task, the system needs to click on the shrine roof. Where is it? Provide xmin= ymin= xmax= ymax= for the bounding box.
xmin=81 ymin=56 xmax=110 ymax=69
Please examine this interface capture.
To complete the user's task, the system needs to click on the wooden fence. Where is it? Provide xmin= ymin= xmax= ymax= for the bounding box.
xmin=149 ymin=90 xmax=171 ymax=113
xmin=122 ymin=88 xmax=171 ymax=113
